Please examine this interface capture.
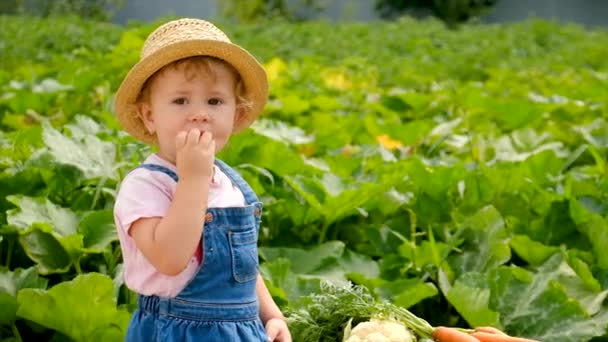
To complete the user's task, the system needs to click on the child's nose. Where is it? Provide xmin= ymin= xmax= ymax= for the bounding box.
xmin=189 ymin=107 xmax=210 ymax=122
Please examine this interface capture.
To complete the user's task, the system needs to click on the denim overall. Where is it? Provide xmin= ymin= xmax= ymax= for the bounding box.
xmin=125 ymin=159 xmax=267 ymax=342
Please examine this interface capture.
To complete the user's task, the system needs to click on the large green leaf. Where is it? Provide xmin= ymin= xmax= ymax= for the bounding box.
xmin=260 ymin=258 xmax=322 ymax=303
xmin=0 ymin=292 xmax=19 ymax=325
xmin=0 ymin=266 xmax=48 ymax=296
xmin=446 ymin=272 xmax=501 ymax=328
xmin=509 ymin=235 xmax=560 ymax=265
xmin=18 ymin=227 xmax=73 ymax=274
xmin=16 ymin=273 xmax=130 ymax=341
xmin=220 ymin=131 xmax=311 ymax=176
xmin=0 ymin=267 xmax=47 ymax=325
xmin=260 ymin=241 xmax=345 ymax=275
xmin=260 ymin=242 xmax=379 ymax=287
xmin=78 ymin=209 xmax=117 ymax=253
xmin=570 ymin=199 xmax=608 ymax=270
xmin=489 ymin=255 xmax=608 ymax=341
xmin=378 ymin=278 xmax=438 ymax=309
xmin=6 ymin=195 xmax=78 ymax=236
xmin=250 ymin=118 xmax=314 ymax=145
xmin=450 ymin=206 xmax=511 ymax=275
xmin=5 ymin=196 xmax=104 ymax=270
xmin=37 ymin=120 xmax=117 ymax=180
xmin=339 ymin=249 xmax=380 ymax=280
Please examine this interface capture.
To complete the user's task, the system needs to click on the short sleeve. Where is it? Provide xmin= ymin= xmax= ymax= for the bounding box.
xmin=114 ymin=169 xmax=175 ymax=233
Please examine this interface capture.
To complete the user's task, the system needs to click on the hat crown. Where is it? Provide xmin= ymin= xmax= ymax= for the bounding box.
xmin=141 ymin=18 xmax=231 ymax=59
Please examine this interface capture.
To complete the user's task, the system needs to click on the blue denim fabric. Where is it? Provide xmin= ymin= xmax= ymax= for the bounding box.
xmin=125 ymin=160 xmax=267 ymax=342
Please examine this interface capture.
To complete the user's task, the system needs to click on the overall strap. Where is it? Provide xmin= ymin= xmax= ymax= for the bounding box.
xmin=213 ymin=159 xmax=259 ymax=205
xmin=136 ymin=164 xmax=178 ymax=182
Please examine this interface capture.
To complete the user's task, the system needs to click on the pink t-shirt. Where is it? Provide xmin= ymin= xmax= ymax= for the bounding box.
xmin=113 ymin=154 xmax=246 ymax=297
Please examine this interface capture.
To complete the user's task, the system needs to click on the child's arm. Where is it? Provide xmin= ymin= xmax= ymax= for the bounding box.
xmin=257 ymin=273 xmax=285 ymax=323
xmin=257 ymin=273 xmax=291 ymax=341
xmin=129 ymin=130 xmax=215 ymax=276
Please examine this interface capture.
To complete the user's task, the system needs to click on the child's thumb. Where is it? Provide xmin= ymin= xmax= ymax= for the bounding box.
xmin=265 ymin=323 xmax=279 ymax=341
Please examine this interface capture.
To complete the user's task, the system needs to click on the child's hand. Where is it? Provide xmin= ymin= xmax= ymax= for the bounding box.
xmin=265 ymin=318 xmax=291 ymax=342
xmin=175 ymin=129 xmax=215 ymax=181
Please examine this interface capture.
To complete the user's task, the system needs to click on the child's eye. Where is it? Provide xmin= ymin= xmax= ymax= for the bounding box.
xmin=208 ymin=98 xmax=223 ymax=105
xmin=172 ymin=97 xmax=188 ymax=105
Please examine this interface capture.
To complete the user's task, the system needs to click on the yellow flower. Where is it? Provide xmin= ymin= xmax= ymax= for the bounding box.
xmin=263 ymin=57 xmax=287 ymax=83
xmin=322 ymin=70 xmax=352 ymax=90
xmin=376 ymin=134 xmax=403 ymax=150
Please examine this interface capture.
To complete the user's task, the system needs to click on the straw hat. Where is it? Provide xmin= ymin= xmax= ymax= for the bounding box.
xmin=114 ymin=18 xmax=268 ymax=144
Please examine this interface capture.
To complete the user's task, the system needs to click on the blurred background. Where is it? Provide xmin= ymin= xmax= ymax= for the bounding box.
xmin=2 ymin=0 xmax=608 ymax=27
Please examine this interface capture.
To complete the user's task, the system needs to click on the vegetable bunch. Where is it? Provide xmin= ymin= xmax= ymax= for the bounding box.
xmin=285 ymin=282 xmax=540 ymax=342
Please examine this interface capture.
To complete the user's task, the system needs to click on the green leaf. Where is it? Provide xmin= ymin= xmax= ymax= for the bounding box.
xmin=322 ymin=180 xmax=399 ymax=225
xmin=526 ymin=200 xmax=582 ymax=247
xmin=0 ymin=266 xmax=48 ymax=297
xmin=18 ymin=228 xmax=73 ymax=274
xmin=489 ymin=255 xmax=608 ymax=341
xmin=220 ymin=131 xmax=311 ymax=176
xmin=457 ymin=171 xmax=494 ymax=212
xmin=278 ymin=94 xmax=311 ymax=114
xmin=16 ymin=273 xmax=130 ymax=341
xmin=380 ymin=278 xmax=439 ymax=309
xmin=492 ymin=100 xmax=544 ymax=131
xmin=78 ymin=210 xmax=117 ymax=253
xmin=446 ymin=272 xmax=501 ymax=328
xmin=399 ymin=240 xmax=451 ymax=271
xmin=38 ymin=121 xmax=117 ymax=180
xmin=260 ymin=243 xmax=379 ymax=288
xmin=339 ymin=249 xmax=380 ymax=280
xmin=6 ymin=195 xmax=78 ymax=236
xmin=570 ymin=199 xmax=608 ymax=270
xmin=0 ymin=292 xmax=19 ymax=324
xmin=260 ymin=258 xmax=322 ymax=303
xmin=260 ymin=241 xmax=345 ymax=275
xmin=0 ymin=267 xmax=47 ymax=326
xmin=451 ymin=206 xmax=511 ymax=275
xmin=510 ymin=235 xmax=559 ymax=265
xmin=250 ymin=119 xmax=314 ymax=145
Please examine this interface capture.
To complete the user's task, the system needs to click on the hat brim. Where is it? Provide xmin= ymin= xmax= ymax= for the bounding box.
xmin=114 ymin=40 xmax=268 ymax=144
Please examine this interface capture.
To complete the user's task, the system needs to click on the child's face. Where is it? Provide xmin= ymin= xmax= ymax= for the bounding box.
xmin=139 ymin=63 xmax=238 ymax=164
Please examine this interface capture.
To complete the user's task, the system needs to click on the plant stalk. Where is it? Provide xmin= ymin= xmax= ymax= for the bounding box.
xmin=12 ymin=323 xmax=23 ymax=342
xmin=6 ymin=237 xmax=15 ymax=268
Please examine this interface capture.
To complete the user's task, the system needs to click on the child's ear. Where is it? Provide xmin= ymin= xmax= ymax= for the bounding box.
xmin=138 ymin=102 xmax=156 ymax=134
xmin=233 ymin=106 xmax=246 ymax=128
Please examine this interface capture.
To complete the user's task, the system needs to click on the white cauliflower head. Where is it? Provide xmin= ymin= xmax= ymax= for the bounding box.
xmin=344 ymin=319 xmax=415 ymax=342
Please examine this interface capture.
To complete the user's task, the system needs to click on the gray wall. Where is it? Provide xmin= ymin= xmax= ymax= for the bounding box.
xmin=113 ymin=0 xmax=608 ymax=27
xmin=485 ymin=0 xmax=608 ymax=28
xmin=113 ymin=0 xmax=218 ymax=24
xmin=112 ymin=0 xmax=380 ymax=24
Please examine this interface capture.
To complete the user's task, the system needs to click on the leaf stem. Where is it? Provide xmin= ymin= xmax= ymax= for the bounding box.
xmin=318 ymin=221 xmax=330 ymax=244
xmin=91 ymin=176 xmax=108 ymax=210
xmin=6 ymin=237 xmax=15 ymax=268
xmin=12 ymin=323 xmax=23 ymax=342
xmin=74 ymin=258 xmax=83 ymax=274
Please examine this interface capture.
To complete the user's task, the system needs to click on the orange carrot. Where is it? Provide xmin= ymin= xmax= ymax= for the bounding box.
xmin=433 ymin=327 xmax=480 ymax=342
xmin=474 ymin=327 xmax=507 ymax=335
xmin=472 ymin=331 xmax=540 ymax=342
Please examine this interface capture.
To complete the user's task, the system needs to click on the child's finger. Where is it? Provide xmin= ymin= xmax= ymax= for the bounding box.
xmin=186 ymin=129 xmax=201 ymax=146
xmin=175 ymin=131 xmax=187 ymax=149
xmin=199 ymin=131 xmax=213 ymax=147
xmin=265 ymin=325 xmax=279 ymax=341
xmin=208 ymin=139 xmax=216 ymax=153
